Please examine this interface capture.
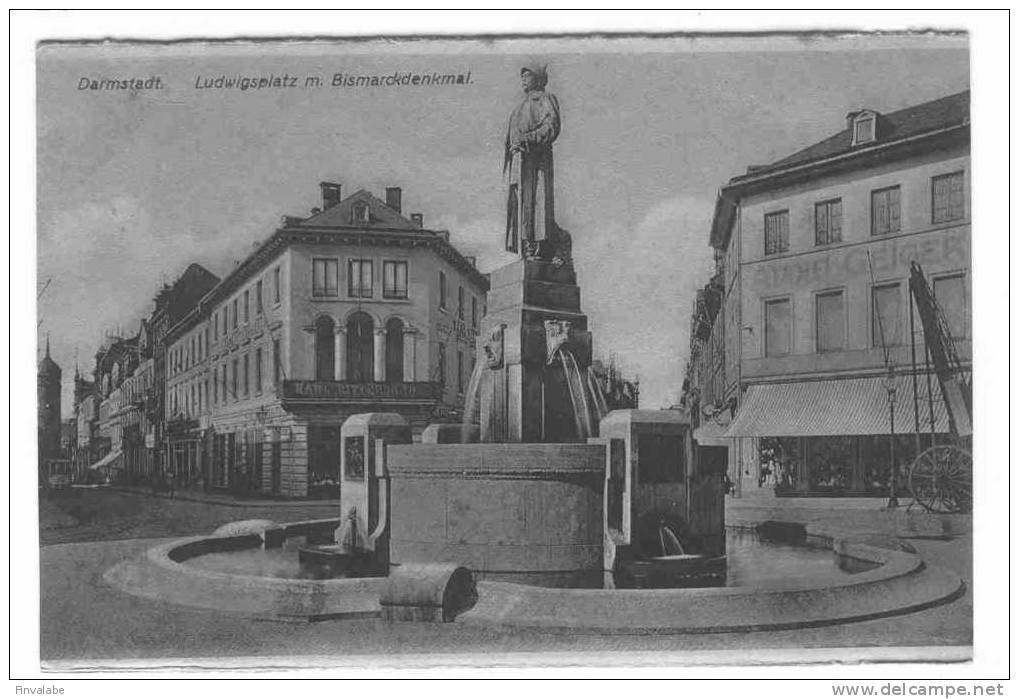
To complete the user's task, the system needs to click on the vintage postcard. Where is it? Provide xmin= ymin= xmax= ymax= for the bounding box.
xmin=18 ymin=14 xmax=1008 ymax=682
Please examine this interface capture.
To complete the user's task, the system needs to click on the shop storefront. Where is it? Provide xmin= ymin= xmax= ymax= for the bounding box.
xmin=727 ymin=376 xmax=951 ymax=497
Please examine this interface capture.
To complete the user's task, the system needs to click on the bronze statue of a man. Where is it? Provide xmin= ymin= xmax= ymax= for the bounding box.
xmin=504 ymin=64 xmax=561 ymax=257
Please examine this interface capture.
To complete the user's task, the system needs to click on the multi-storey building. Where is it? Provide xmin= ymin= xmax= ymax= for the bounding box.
xmin=163 ymin=183 xmax=488 ymax=497
xmin=704 ymin=91 xmax=969 ymax=496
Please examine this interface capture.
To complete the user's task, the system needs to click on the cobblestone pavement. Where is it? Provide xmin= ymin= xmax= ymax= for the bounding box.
xmin=38 ymin=490 xmax=972 ymax=664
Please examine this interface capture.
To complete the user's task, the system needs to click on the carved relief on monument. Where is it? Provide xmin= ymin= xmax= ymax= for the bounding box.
xmin=483 ymin=324 xmax=506 ymax=369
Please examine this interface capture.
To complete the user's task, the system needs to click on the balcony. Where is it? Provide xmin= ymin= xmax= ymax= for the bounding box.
xmin=278 ymin=380 xmax=442 ymax=407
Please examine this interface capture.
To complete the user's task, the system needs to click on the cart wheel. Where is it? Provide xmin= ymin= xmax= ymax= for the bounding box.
xmin=908 ymin=445 xmax=972 ymax=514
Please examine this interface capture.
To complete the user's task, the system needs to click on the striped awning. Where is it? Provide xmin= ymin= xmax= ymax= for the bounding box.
xmin=724 ymin=376 xmax=950 ymax=438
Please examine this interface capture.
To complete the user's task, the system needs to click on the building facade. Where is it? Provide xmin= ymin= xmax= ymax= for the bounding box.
xmin=163 ymin=184 xmax=488 ymax=497
xmin=699 ymin=91 xmax=969 ymax=496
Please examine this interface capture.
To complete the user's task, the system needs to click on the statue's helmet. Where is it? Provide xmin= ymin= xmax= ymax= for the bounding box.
xmin=520 ymin=64 xmax=548 ymax=88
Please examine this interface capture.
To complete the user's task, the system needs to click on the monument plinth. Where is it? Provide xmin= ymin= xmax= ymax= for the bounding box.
xmin=476 ymin=257 xmax=599 ymax=443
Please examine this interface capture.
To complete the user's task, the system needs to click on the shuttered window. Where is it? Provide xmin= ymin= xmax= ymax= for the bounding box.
xmin=815 ymin=290 xmax=845 ymax=352
xmin=764 ymin=298 xmax=791 ymax=357
xmin=933 ymin=274 xmax=967 ymax=339
xmin=871 ymin=186 xmax=901 ymax=236
xmin=764 ymin=210 xmax=789 ymax=255
xmin=871 ymin=283 xmax=902 ymax=347
xmin=932 ymin=171 xmax=965 ymax=223
xmin=814 ymin=199 xmax=842 ymax=246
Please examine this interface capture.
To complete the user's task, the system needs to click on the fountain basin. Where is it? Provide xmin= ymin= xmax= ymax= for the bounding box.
xmin=103 ymin=516 xmax=964 ymax=630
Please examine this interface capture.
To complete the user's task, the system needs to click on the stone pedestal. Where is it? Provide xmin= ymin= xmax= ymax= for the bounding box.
xmin=478 ymin=258 xmax=594 ymax=443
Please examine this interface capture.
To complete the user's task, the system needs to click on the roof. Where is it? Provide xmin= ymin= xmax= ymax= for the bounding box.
xmin=710 ymin=90 xmax=970 ymax=249
xmin=734 ymin=91 xmax=969 ymax=180
xmin=298 ymin=189 xmax=426 ymax=232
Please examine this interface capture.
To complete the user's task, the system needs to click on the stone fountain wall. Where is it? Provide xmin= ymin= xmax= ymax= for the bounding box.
xmin=386 ymin=443 xmax=606 ymax=587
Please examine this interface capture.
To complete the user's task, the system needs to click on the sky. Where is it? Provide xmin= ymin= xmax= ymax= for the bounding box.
xmin=36 ymin=35 xmax=970 ymax=415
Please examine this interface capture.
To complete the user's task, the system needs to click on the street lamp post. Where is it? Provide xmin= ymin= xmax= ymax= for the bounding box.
xmin=883 ymin=366 xmax=899 ymax=508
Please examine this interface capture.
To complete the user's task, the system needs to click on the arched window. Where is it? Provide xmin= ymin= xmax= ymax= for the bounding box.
xmin=314 ymin=316 xmax=335 ymax=381
xmin=385 ymin=317 xmax=404 ymax=383
xmin=346 ymin=312 xmax=374 ymax=383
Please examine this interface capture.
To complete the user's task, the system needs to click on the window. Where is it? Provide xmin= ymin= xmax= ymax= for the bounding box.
xmin=871 ymin=186 xmax=901 ymax=236
xmin=764 ymin=298 xmax=791 ymax=357
xmin=439 ymin=271 xmax=448 ymax=310
xmin=352 ymin=202 xmax=370 ymax=224
xmin=232 ymin=299 xmax=238 ymax=329
xmin=213 ymin=312 xmax=218 ymax=340
xmin=243 ymin=354 xmax=250 ymax=397
xmin=815 ymin=290 xmax=845 ymax=352
xmin=383 ymin=260 xmax=408 ymax=299
xmin=471 ymin=296 xmax=478 ymax=329
xmin=385 ymin=317 xmax=405 ymax=383
xmin=204 ymin=327 xmax=209 ymax=357
xmin=222 ymin=307 xmax=228 ymax=336
xmin=346 ymin=312 xmax=374 ymax=382
xmin=764 ymin=211 xmax=789 ymax=255
xmin=255 ymin=347 xmax=263 ymax=393
xmin=934 ymin=274 xmax=967 ymax=339
xmin=313 ymin=258 xmax=339 ymax=297
xmin=243 ymin=290 xmax=250 ymax=323
xmin=232 ymin=359 xmax=239 ymax=401
xmin=457 ymin=350 xmax=464 ymax=393
xmin=457 ymin=286 xmax=465 ymax=320
xmin=221 ymin=362 xmax=228 ymax=401
xmin=273 ymin=338 xmax=281 ymax=383
xmin=213 ymin=367 xmax=218 ymax=404
xmin=853 ymin=115 xmax=875 ymax=145
xmin=437 ymin=342 xmax=446 ymax=387
xmin=871 ymin=283 xmax=902 ymax=348
xmin=932 ymin=171 xmax=965 ymax=223
xmin=314 ymin=316 xmax=336 ymax=381
xmin=348 ymin=259 xmax=373 ymax=298
xmin=814 ymin=199 xmax=842 ymax=246
xmin=273 ymin=266 xmax=281 ymax=304
xmin=256 ymin=280 xmax=263 ymax=314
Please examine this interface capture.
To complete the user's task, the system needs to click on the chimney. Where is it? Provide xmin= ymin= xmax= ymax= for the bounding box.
xmin=465 ymin=256 xmax=476 ymax=267
xmin=410 ymin=213 xmax=423 ymax=228
xmin=385 ymin=187 xmax=402 ymax=214
xmin=320 ymin=182 xmax=342 ymax=210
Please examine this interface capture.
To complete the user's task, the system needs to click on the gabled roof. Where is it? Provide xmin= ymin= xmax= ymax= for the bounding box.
xmin=298 ymin=189 xmax=424 ymax=232
xmin=734 ymin=90 xmax=969 ymax=180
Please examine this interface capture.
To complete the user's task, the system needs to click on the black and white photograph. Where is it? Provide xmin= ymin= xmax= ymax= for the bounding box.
xmin=11 ymin=10 xmax=1011 ymax=686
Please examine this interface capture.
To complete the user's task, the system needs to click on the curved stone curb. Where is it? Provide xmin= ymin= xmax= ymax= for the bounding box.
xmin=103 ymin=529 xmax=385 ymax=621
xmin=457 ymin=540 xmax=965 ymax=635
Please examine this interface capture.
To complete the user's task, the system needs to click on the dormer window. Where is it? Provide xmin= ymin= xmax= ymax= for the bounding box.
xmin=851 ymin=110 xmax=878 ymax=146
xmin=352 ymin=202 xmax=370 ymax=224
